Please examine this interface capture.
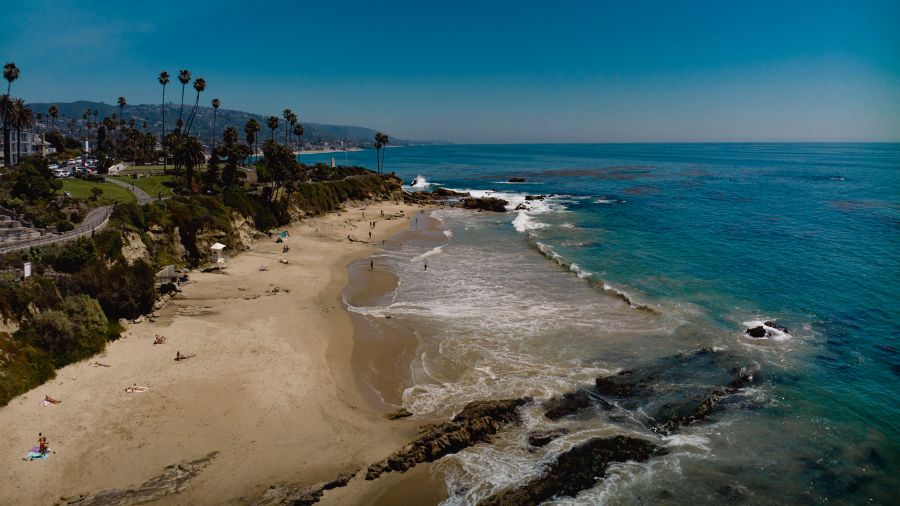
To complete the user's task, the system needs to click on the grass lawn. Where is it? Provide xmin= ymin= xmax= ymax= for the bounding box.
xmin=110 ymin=175 xmax=176 ymax=198
xmin=61 ymin=179 xmax=136 ymax=206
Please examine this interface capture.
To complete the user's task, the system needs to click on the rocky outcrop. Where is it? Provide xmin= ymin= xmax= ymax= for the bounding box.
xmin=68 ymin=451 xmax=219 ymax=505
xmin=480 ymin=436 xmax=666 ymax=506
xmin=462 ymin=197 xmax=508 ymax=212
xmin=120 ymin=231 xmax=149 ymax=266
xmin=527 ymin=428 xmax=569 ymax=448
xmin=230 ymin=212 xmax=258 ymax=250
xmin=251 ymin=470 xmax=358 ymax=506
xmin=365 ymin=398 xmax=530 ymax=480
xmin=433 ymin=188 xmax=470 ymax=198
xmin=508 ymin=177 xmax=527 ymax=183
xmin=524 ymin=195 xmax=545 ymax=201
xmin=543 ymin=390 xmax=596 ymax=420
xmin=746 ymin=321 xmax=790 ymax=338
xmin=387 ymin=408 xmax=413 ymax=420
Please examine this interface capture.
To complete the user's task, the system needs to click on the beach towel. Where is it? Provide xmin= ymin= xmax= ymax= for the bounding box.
xmin=26 ymin=447 xmax=49 ymax=460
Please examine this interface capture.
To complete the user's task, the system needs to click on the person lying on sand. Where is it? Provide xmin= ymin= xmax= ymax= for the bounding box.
xmin=174 ymin=351 xmax=196 ymax=361
xmin=279 ymin=258 xmax=289 ymax=264
xmin=92 ymin=361 xmax=111 ymax=367
xmin=153 ymin=335 xmax=167 ymax=345
xmin=125 ymin=384 xmax=149 ymax=393
xmin=259 ymin=265 xmax=269 ymax=271
xmin=43 ymin=395 xmax=60 ymax=404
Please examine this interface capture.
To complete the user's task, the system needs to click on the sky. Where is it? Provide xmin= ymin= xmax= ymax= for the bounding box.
xmin=2 ymin=0 xmax=899 ymax=143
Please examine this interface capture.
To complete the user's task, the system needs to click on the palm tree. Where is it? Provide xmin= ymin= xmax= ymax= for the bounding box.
xmin=282 ymin=109 xmax=295 ymax=145
xmin=185 ymin=77 xmax=206 ymax=135
xmin=3 ymin=62 xmax=20 ymax=167
xmin=179 ymin=136 xmax=205 ymax=191
xmin=117 ymin=96 xmax=127 ymax=119
xmin=267 ymin=116 xmax=279 ymax=141
xmin=245 ymin=118 xmax=260 ymax=161
xmin=211 ymin=98 xmax=220 ymax=148
xmin=10 ymin=99 xmax=34 ymax=164
xmin=293 ymin=123 xmax=304 ymax=150
xmin=374 ymin=132 xmax=389 ymax=174
xmin=177 ymin=69 xmax=191 ymax=130
xmin=48 ymin=104 xmax=59 ymax=131
xmin=158 ymin=71 xmax=170 ymax=162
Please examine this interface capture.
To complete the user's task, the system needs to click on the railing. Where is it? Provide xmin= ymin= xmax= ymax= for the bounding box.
xmin=0 ymin=206 xmax=113 ymax=254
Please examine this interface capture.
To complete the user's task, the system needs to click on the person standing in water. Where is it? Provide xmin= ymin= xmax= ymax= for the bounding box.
xmin=370 ymin=259 xmax=374 ymax=270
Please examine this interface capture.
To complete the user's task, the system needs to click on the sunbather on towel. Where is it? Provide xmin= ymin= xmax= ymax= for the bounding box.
xmin=174 ymin=351 xmax=196 ymax=361
xmin=125 ymin=384 xmax=149 ymax=393
xmin=41 ymin=395 xmax=61 ymax=406
xmin=153 ymin=335 xmax=167 ymax=345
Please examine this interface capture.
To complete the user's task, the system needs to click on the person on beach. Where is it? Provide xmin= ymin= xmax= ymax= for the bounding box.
xmin=175 ymin=351 xmax=195 ymax=361
xmin=38 ymin=433 xmax=48 ymax=454
xmin=369 ymin=231 xmax=372 ymax=239
xmin=43 ymin=395 xmax=61 ymax=404
xmin=125 ymin=384 xmax=149 ymax=393
xmin=370 ymin=259 xmax=374 ymax=270
xmin=153 ymin=335 xmax=167 ymax=345
xmin=424 ymin=262 xmax=428 ymax=271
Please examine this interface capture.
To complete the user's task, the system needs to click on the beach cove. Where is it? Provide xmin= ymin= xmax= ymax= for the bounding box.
xmin=0 ymin=200 xmax=434 ymax=505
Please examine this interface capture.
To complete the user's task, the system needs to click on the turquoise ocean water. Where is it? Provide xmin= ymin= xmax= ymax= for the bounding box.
xmin=306 ymin=144 xmax=899 ymax=504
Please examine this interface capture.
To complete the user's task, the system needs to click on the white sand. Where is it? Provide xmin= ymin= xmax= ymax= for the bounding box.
xmin=0 ymin=201 xmax=426 ymax=505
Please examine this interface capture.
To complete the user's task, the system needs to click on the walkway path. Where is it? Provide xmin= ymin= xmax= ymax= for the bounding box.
xmin=106 ymin=176 xmax=153 ymax=203
xmin=0 ymin=175 xmax=158 ymax=254
xmin=0 ymin=206 xmax=112 ymax=254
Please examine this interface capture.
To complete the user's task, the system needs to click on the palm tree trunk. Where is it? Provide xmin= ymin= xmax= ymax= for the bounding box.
xmin=162 ymin=87 xmax=167 ymax=170
xmin=212 ymin=110 xmax=217 ymax=149
xmin=2 ymin=83 xmax=10 ymax=166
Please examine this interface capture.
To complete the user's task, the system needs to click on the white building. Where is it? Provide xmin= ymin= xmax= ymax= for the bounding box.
xmin=0 ymin=131 xmax=57 ymax=166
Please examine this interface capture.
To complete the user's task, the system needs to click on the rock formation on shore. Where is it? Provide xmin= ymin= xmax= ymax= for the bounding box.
xmin=365 ymin=398 xmax=529 ymax=480
xmin=462 ymin=197 xmax=509 ymax=212
xmin=480 ymin=436 xmax=666 ymax=505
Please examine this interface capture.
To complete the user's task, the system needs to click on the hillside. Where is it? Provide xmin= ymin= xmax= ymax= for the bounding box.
xmin=29 ymin=100 xmax=443 ymax=148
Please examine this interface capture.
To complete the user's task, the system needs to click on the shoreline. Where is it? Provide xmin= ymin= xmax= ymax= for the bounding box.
xmin=0 ymin=200 xmax=432 ymax=505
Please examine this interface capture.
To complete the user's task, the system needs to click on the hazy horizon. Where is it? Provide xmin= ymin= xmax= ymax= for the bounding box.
xmin=2 ymin=0 xmax=899 ymax=143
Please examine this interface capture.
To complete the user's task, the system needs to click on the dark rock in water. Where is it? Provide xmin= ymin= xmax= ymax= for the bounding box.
xmin=433 ymin=187 xmax=470 ymax=198
xmin=480 ymin=436 xmax=667 ymax=506
xmin=543 ymin=390 xmax=594 ymax=420
xmin=387 ymin=408 xmax=413 ymax=420
xmin=746 ymin=326 xmax=767 ymax=338
xmin=252 ymin=469 xmax=358 ymax=506
xmin=524 ymin=195 xmax=545 ymax=201
xmin=592 ymin=348 xmax=759 ymax=434
xmin=365 ymin=398 xmax=530 ymax=480
xmin=508 ymin=177 xmax=527 ymax=182
xmin=718 ymin=481 xmax=753 ymax=501
xmin=462 ymin=197 xmax=508 ymax=212
xmin=764 ymin=320 xmax=790 ymax=334
xmin=514 ymin=203 xmax=528 ymax=211
xmin=527 ymin=428 xmax=569 ymax=447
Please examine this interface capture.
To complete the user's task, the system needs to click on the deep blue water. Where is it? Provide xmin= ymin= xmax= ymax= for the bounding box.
xmin=310 ymin=143 xmax=900 ymax=503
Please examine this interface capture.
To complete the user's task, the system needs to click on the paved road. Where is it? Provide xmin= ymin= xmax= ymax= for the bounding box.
xmin=106 ymin=176 xmax=153 ymax=203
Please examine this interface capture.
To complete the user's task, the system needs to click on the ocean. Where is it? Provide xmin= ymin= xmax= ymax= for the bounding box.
xmin=304 ymin=143 xmax=899 ymax=504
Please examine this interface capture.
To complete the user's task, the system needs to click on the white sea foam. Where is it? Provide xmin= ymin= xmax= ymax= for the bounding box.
xmin=595 ymin=198 xmax=616 ymax=204
xmin=742 ymin=319 xmax=792 ymax=341
xmin=406 ymin=175 xmax=433 ymax=189
xmin=569 ymin=263 xmax=593 ymax=279
xmin=512 ymin=212 xmax=547 ymax=232
xmin=560 ymin=222 xmax=575 ymax=228
xmin=411 ymin=245 xmax=443 ymax=262
xmin=663 ymin=434 xmax=712 ymax=451
xmin=443 ymin=229 xmax=454 ymax=238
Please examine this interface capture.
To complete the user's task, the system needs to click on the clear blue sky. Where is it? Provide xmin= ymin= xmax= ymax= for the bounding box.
xmin=2 ymin=0 xmax=899 ymax=143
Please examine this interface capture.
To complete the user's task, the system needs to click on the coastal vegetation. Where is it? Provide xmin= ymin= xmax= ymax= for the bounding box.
xmin=0 ymin=62 xmax=405 ymax=408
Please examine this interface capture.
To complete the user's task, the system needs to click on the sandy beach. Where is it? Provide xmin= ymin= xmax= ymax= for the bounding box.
xmin=0 ymin=201 xmax=430 ymax=505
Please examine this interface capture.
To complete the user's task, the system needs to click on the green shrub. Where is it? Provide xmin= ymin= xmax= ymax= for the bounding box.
xmin=16 ymin=294 xmax=109 ymax=367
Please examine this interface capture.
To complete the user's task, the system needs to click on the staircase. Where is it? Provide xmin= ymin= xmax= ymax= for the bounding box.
xmin=0 ymin=206 xmax=56 ymax=248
